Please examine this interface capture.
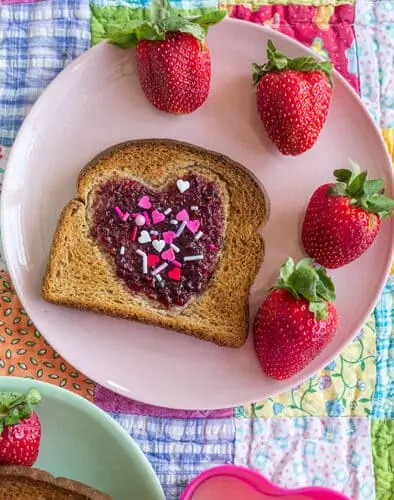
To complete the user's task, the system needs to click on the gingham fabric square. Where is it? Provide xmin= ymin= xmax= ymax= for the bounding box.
xmin=110 ymin=414 xmax=235 ymax=500
xmin=372 ymin=276 xmax=394 ymax=419
xmin=0 ymin=0 xmax=91 ymax=147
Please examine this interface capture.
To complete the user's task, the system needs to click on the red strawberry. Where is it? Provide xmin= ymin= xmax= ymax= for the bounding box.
xmin=252 ymin=40 xmax=333 ymax=155
xmin=302 ymin=161 xmax=394 ymax=268
xmin=254 ymin=258 xmax=338 ymax=380
xmin=0 ymin=388 xmax=41 ymax=466
xmin=105 ymin=2 xmax=226 ymax=114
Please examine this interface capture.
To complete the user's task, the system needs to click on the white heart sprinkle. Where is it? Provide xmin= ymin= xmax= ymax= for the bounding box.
xmin=177 ymin=179 xmax=190 ymax=193
xmin=138 ymin=230 xmax=151 ymax=244
xmin=152 ymin=239 xmax=165 ymax=253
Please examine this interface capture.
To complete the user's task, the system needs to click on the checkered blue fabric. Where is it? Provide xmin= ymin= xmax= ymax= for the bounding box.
xmin=110 ymin=414 xmax=235 ymax=499
xmin=0 ymin=0 xmax=91 ymax=147
xmin=372 ymin=276 xmax=394 ymax=419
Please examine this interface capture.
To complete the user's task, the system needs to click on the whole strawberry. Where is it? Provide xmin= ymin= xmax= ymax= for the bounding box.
xmin=252 ymin=40 xmax=333 ymax=155
xmin=302 ymin=161 xmax=394 ymax=268
xmin=0 ymin=388 xmax=41 ymax=466
xmin=105 ymin=0 xmax=226 ymax=114
xmin=254 ymin=258 xmax=338 ymax=380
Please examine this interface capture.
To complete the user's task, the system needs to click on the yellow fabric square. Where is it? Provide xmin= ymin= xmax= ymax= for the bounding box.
xmin=235 ymin=314 xmax=375 ymax=417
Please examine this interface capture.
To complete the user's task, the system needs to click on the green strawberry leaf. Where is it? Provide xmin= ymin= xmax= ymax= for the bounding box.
xmin=162 ymin=16 xmax=207 ymax=41
xmin=274 ymin=258 xmax=335 ymax=320
xmin=104 ymin=0 xmax=225 ymax=47
xmin=253 ymin=39 xmax=333 ymax=86
xmin=329 ymin=160 xmax=394 ymax=219
xmin=333 ymin=168 xmax=353 ymax=183
xmin=0 ymin=389 xmax=41 ymax=435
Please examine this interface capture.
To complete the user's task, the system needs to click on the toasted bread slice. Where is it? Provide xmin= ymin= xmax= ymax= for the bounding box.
xmin=0 ymin=466 xmax=111 ymax=499
xmin=42 ymin=139 xmax=268 ymax=347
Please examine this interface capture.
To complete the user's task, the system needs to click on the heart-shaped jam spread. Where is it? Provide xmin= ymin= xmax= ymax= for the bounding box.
xmin=90 ymin=174 xmax=225 ymax=307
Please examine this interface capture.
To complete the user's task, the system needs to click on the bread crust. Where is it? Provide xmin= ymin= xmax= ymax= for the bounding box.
xmin=0 ymin=465 xmax=111 ymax=499
xmin=42 ymin=139 xmax=268 ymax=347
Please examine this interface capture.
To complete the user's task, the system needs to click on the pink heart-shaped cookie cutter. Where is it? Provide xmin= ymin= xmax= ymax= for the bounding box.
xmin=180 ymin=465 xmax=350 ymax=500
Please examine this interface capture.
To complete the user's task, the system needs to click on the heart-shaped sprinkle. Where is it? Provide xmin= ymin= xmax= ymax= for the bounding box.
xmin=135 ymin=214 xmax=146 ymax=226
xmin=162 ymin=248 xmax=175 ymax=262
xmin=163 ymin=231 xmax=176 ymax=245
xmin=147 ymin=254 xmax=160 ymax=268
xmin=176 ymin=179 xmax=190 ymax=193
xmin=138 ymin=195 xmax=152 ymax=209
xmin=176 ymin=209 xmax=189 ymax=222
xmin=152 ymin=210 xmax=165 ymax=224
xmin=187 ymin=220 xmax=200 ymax=234
xmin=152 ymin=239 xmax=165 ymax=253
xmin=138 ymin=230 xmax=151 ymax=244
xmin=168 ymin=267 xmax=181 ymax=281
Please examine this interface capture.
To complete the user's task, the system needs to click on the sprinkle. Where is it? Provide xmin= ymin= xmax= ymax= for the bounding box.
xmin=138 ymin=195 xmax=151 ymax=209
xmin=191 ymin=206 xmax=199 ymax=211
xmin=170 ymin=243 xmax=180 ymax=253
xmin=173 ymin=260 xmax=182 ymax=268
xmin=176 ymin=179 xmax=190 ymax=193
xmin=138 ymin=230 xmax=151 ymax=244
xmin=152 ymin=239 xmax=165 ymax=253
xmin=184 ymin=255 xmax=204 ymax=262
xmin=163 ymin=231 xmax=176 ymax=244
xmin=131 ymin=226 xmax=138 ymax=242
xmin=176 ymin=220 xmax=187 ymax=237
xmin=164 ymin=208 xmax=172 ymax=215
xmin=155 ymin=274 xmax=162 ymax=282
xmin=162 ymin=248 xmax=175 ymax=262
xmin=195 ymin=231 xmax=203 ymax=241
xmin=186 ymin=220 xmax=200 ymax=234
xmin=176 ymin=209 xmax=189 ymax=222
xmin=120 ymin=246 xmax=125 ymax=255
xmin=121 ymin=212 xmax=130 ymax=222
xmin=152 ymin=262 xmax=168 ymax=276
xmin=150 ymin=230 xmax=159 ymax=235
xmin=209 ymin=243 xmax=216 ymax=250
xmin=170 ymin=220 xmax=178 ymax=225
xmin=168 ymin=267 xmax=181 ymax=281
xmin=152 ymin=210 xmax=165 ymax=224
xmin=114 ymin=206 xmax=123 ymax=219
xmin=148 ymin=254 xmax=160 ymax=268
xmin=143 ymin=211 xmax=151 ymax=227
xmin=135 ymin=214 xmax=146 ymax=226
xmin=136 ymin=249 xmax=148 ymax=274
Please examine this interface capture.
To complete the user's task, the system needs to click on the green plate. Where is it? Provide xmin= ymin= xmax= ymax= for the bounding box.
xmin=0 ymin=377 xmax=165 ymax=500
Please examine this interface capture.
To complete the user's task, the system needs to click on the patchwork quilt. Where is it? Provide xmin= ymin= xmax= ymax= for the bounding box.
xmin=0 ymin=1 xmax=393 ymax=498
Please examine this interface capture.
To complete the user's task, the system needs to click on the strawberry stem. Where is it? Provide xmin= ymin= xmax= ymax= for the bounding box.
xmin=103 ymin=1 xmax=226 ymax=47
xmin=252 ymin=39 xmax=333 ymax=87
xmin=274 ymin=257 xmax=336 ymax=320
xmin=0 ymin=389 xmax=41 ymax=435
xmin=329 ymin=160 xmax=394 ymax=220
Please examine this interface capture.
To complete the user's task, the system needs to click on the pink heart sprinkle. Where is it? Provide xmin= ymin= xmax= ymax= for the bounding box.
xmin=151 ymin=210 xmax=165 ymax=224
xmin=176 ymin=209 xmax=189 ymax=222
xmin=187 ymin=220 xmax=200 ymax=234
xmin=138 ymin=195 xmax=152 ymax=209
xmin=162 ymin=231 xmax=176 ymax=244
xmin=162 ymin=248 xmax=175 ymax=262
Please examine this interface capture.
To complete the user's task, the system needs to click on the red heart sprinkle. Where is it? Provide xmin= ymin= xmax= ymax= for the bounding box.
xmin=168 ymin=267 xmax=181 ymax=281
xmin=147 ymin=254 xmax=160 ymax=268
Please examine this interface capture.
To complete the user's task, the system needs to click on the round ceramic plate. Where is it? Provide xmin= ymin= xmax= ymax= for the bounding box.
xmin=0 ymin=377 xmax=164 ymax=499
xmin=2 ymin=19 xmax=393 ymax=409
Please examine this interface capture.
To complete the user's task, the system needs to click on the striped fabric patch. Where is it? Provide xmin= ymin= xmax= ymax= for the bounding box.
xmin=110 ymin=414 xmax=235 ymax=499
xmin=0 ymin=0 xmax=90 ymax=146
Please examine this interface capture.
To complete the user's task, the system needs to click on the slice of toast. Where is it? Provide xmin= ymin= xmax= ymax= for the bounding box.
xmin=0 ymin=465 xmax=111 ymax=499
xmin=42 ymin=139 xmax=268 ymax=347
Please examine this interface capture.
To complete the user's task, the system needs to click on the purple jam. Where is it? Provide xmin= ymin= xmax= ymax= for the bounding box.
xmin=90 ymin=174 xmax=225 ymax=307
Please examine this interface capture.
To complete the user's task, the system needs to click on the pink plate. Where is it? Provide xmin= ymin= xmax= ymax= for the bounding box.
xmin=2 ymin=19 xmax=393 ymax=409
xmin=180 ymin=465 xmax=350 ymax=500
